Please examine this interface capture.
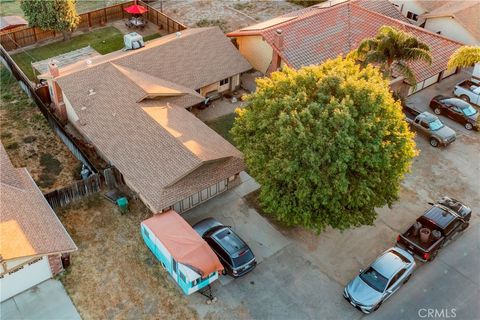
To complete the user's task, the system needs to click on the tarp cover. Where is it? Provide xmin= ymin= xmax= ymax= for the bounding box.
xmin=142 ymin=210 xmax=223 ymax=277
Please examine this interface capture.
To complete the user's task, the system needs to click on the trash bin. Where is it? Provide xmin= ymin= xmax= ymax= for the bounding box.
xmin=116 ymin=197 xmax=128 ymax=214
xmin=61 ymin=253 xmax=71 ymax=268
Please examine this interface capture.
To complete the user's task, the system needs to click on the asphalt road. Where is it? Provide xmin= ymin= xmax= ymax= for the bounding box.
xmin=368 ymin=219 xmax=480 ymax=320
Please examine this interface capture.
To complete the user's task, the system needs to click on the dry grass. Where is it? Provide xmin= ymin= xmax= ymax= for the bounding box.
xmin=58 ymin=195 xmax=198 ymax=320
xmin=0 ymin=66 xmax=80 ymax=192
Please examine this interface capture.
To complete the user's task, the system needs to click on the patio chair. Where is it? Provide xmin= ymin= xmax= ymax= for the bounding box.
xmin=125 ymin=19 xmax=133 ymax=28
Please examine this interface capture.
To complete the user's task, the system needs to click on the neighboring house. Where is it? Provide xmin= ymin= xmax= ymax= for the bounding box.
xmin=227 ymin=0 xmax=462 ymax=96
xmin=389 ymin=0 xmax=480 ymax=45
xmin=39 ymin=27 xmax=251 ymax=214
xmin=0 ymin=144 xmax=77 ymax=302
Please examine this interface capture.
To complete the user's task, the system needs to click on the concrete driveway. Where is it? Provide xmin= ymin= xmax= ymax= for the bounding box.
xmin=0 ymin=279 xmax=80 ymax=320
xmin=407 ymin=68 xmax=478 ymax=137
xmin=183 ymin=102 xmax=479 ymax=318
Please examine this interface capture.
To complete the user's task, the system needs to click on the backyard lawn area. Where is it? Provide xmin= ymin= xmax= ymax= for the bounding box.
xmin=12 ymin=26 xmax=125 ymax=79
xmin=0 ymin=0 xmax=130 ymax=17
xmin=58 ymin=195 xmax=198 ymax=319
xmin=205 ymin=113 xmax=237 ymax=146
xmin=0 ymin=66 xmax=80 ymax=191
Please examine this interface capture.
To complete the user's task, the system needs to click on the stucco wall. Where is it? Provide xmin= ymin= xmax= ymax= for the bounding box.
xmin=390 ymin=0 xmax=426 ymax=25
xmin=424 ymin=18 xmax=478 ymax=45
xmin=63 ymin=94 xmax=79 ymax=123
xmin=236 ymin=36 xmax=273 ymax=74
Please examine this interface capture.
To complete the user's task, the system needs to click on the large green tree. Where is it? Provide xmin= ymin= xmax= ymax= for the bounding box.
xmin=232 ymin=57 xmax=417 ymax=232
xmin=355 ymin=26 xmax=432 ymax=85
xmin=21 ymin=0 xmax=80 ymax=40
xmin=447 ymin=46 xmax=480 ymax=70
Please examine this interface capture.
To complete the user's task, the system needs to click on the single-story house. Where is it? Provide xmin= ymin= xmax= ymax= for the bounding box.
xmin=389 ymin=0 xmax=480 ymax=45
xmin=39 ymin=27 xmax=251 ymax=214
xmin=0 ymin=143 xmax=77 ymax=302
xmin=227 ymin=0 xmax=463 ymax=96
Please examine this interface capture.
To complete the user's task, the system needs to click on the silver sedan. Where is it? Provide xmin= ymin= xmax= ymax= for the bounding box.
xmin=344 ymin=247 xmax=415 ymax=314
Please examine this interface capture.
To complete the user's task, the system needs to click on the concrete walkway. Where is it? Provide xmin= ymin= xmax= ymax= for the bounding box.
xmin=1 ymin=279 xmax=80 ymax=320
xmin=32 ymin=46 xmax=99 ymax=74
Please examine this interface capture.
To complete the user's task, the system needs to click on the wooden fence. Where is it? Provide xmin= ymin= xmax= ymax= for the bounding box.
xmin=0 ymin=44 xmax=98 ymax=172
xmin=44 ymin=167 xmax=124 ymax=210
xmin=0 ymin=1 xmax=186 ymax=51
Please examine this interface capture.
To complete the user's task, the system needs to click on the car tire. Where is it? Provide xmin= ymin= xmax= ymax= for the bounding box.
xmin=465 ymin=123 xmax=473 ymax=130
xmin=460 ymin=95 xmax=470 ymax=103
xmin=461 ymin=222 xmax=470 ymax=231
xmin=434 ymin=108 xmax=441 ymax=115
xmin=373 ymin=302 xmax=382 ymax=312
xmin=429 ymin=138 xmax=439 ymax=147
xmin=403 ymin=274 xmax=411 ymax=284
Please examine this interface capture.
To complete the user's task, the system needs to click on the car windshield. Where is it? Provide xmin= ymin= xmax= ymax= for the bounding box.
xmin=232 ymin=248 xmax=255 ymax=267
xmin=429 ymin=119 xmax=444 ymax=131
xmin=462 ymin=105 xmax=477 ymax=117
xmin=360 ymin=267 xmax=388 ymax=292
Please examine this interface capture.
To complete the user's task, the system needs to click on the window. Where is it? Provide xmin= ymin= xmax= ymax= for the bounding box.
xmin=360 ymin=267 xmax=388 ymax=292
xmin=429 ymin=119 xmax=444 ymax=131
xmin=178 ymin=270 xmax=186 ymax=283
xmin=172 ymin=259 xmax=178 ymax=274
xmin=388 ymin=269 xmax=405 ymax=289
xmin=406 ymin=11 xmax=418 ymax=21
xmin=220 ymin=78 xmax=229 ymax=86
xmin=420 ymin=121 xmax=429 ymax=129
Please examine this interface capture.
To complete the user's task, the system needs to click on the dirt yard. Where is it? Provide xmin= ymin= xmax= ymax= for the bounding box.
xmin=0 ymin=66 xmax=80 ymax=192
xmin=58 ymin=196 xmax=198 ymax=320
xmin=152 ymin=0 xmax=301 ymax=32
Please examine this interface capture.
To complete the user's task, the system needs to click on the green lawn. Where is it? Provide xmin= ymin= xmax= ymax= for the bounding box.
xmin=12 ymin=26 xmax=124 ymax=80
xmin=205 ymin=113 xmax=237 ymax=146
xmin=0 ymin=0 xmax=131 ymax=17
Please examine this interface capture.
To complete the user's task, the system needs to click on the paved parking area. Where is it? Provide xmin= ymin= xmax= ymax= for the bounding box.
xmin=0 ymin=280 xmax=80 ymax=320
xmin=407 ymin=69 xmax=477 ymax=137
xmin=182 ymin=73 xmax=479 ymax=319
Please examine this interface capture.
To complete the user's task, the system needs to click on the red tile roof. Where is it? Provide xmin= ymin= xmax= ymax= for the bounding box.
xmin=228 ymin=1 xmax=462 ymax=83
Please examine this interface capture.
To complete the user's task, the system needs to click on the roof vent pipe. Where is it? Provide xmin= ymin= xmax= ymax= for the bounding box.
xmin=175 ymin=32 xmax=181 ymax=38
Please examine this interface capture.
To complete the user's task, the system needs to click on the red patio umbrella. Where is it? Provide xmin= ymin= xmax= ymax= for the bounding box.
xmin=124 ymin=4 xmax=148 ymax=15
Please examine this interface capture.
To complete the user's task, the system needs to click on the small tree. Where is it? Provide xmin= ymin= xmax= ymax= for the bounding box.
xmin=447 ymin=46 xmax=480 ymax=70
xmin=21 ymin=0 xmax=80 ymax=40
xmin=355 ymin=26 xmax=432 ymax=85
xmin=232 ymin=57 xmax=417 ymax=232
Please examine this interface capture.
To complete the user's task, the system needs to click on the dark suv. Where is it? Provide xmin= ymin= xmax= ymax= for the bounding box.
xmin=193 ymin=218 xmax=256 ymax=277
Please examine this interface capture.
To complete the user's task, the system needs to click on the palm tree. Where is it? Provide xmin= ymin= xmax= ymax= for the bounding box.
xmin=447 ymin=46 xmax=480 ymax=70
xmin=355 ymin=26 xmax=432 ymax=85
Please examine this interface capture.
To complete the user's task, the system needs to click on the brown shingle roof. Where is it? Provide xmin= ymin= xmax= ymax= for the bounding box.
xmin=419 ymin=1 xmax=480 ymax=41
xmin=0 ymin=144 xmax=77 ymax=261
xmin=228 ymin=1 xmax=462 ymax=83
xmin=56 ymin=28 xmax=248 ymax=212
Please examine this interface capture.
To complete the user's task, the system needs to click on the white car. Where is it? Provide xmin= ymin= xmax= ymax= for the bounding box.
xmin=454 ymin=80 xmax=480 ymax=105
xmin=344 ymin=247 xmax=416 ymax=314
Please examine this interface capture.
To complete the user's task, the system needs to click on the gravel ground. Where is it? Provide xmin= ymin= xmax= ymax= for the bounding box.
xmin=150 ymin=0 xmax=301 ymax=32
